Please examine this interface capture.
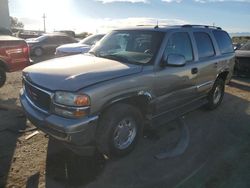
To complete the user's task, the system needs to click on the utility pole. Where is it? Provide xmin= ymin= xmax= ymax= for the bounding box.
xmin=42 ymin=13 xmax=46 ymax=33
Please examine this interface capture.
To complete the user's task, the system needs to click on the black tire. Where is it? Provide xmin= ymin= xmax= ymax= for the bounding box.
xmin=0 ymin=67 xmax=6 ymax=88
xmin=96 ymin=103 xmax=143 ymax=158
xmin=34 ymin=47 xmax=43 ymax=57
xmin=206 ymin=78 xmax=225 ymax=110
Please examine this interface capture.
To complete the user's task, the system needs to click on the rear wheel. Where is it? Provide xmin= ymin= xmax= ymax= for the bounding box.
xmin=96 ymin=103 xmax=143 ymax=158
xmin=206 ymin=78 xmax=225 ymax=110
xmin=0 ymin=67 xmax=6 ymax=87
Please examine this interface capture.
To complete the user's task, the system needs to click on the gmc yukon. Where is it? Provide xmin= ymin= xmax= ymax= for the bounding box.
xmin=20 ymin=25 xmax=235 ymax=157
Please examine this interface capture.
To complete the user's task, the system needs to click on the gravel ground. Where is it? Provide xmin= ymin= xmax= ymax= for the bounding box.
xmin=0 ymin=68 xmax=250 ymax=188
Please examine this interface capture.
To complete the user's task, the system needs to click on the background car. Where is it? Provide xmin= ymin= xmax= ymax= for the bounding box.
xmin=55 ymin=34 xmax=105 ymax=57
xmin=26 ymin=34 xmax=78 ymax=57
xmin=234 ymin=41 xmax=250 ymax=76
xmin=0 ymin=35 xmax=31 ymax=87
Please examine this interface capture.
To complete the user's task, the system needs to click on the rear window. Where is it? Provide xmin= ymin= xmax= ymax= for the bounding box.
xmin=194 ymin=32 xmax=215 ymax=59
xmin=213 ymin=30 xmax=234 ymax=54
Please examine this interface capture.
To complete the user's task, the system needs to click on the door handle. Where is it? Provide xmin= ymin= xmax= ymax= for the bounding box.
xmin=191 ymin=67 xmax=198 ymax=74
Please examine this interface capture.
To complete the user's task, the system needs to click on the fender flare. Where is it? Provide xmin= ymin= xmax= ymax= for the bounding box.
xmin=0 ymin=58 xmax=8 ymax=71
xmin=100 ymin=90 xmax=154 ymax=113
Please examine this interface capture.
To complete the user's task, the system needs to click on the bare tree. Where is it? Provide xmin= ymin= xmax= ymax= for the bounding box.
xmin=10 ymin=17 xmax=24 ymax=29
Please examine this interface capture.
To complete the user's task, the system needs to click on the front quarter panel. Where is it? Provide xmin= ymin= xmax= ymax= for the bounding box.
xmin=82 ymin=66 xmax=155 ymax=115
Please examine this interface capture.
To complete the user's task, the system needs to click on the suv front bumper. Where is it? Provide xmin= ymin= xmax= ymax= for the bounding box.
xmin=20 ymin=89 xmax=99 ymax=155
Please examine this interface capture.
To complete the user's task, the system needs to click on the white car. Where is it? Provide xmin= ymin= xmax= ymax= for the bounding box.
xmin=55 ymin=34 xmax=104 ymax=56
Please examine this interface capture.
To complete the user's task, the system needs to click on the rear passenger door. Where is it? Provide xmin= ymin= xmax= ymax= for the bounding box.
xmin=192 ymin=31 xmax=218 ymax=95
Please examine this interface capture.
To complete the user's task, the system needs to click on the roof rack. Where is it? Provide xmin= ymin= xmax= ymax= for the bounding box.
xmin=182 ymin=24 xmax=222 ymax=30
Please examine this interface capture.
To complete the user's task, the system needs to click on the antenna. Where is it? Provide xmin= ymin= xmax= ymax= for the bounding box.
xmin=154 ymin=20 xmax=159 ymax=29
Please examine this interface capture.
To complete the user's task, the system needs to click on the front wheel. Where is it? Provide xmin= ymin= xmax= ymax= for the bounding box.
xmin=206 ymin=78 xmax=225 ymax=110
xmin=0 ymin=67 xmax=6 ymax=87
xmin=96 ymin=103 xmax=143 ymax=158
xmin=34 ymin=47 xmax=43 ymax=57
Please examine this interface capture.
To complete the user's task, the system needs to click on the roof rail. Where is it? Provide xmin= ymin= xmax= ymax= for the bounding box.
xmin=182 ymin=24 xmax=222 ymax=30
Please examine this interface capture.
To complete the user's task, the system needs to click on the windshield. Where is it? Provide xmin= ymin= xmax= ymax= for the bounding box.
xmin=89 ymin=30 xmax=164 ymax=64
xmin=79 ymin=34 xmax=104 ymax=45
xmin=34 ymin=35 xmax=47 ymax=42
xmin=239 ymin=42 xmax=250 ymax=51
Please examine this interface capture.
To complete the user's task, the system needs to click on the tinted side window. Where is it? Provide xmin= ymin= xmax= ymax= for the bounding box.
xmin=57 ymin=36 xmax=69 ymax=44
xmin=194 ymin=32 xmax=215 ymax=59
xmin=164 ymin=32 xmax=193 ymax=62
xmin=44 ymin=37 xmax=56 ymax=44
xmin=213 ymin=30 xmax=233 ymax=54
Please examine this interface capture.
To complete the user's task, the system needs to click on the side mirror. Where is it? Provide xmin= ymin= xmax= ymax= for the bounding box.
xmin=162 ymin=54 xmax=186 ymax=67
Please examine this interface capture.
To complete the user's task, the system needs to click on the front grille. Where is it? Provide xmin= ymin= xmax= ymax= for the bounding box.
xmin=24 ymin=80 xmax=51 ymax=112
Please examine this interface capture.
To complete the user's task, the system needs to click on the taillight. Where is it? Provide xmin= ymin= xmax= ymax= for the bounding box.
xmin=22 ymin=44 xmax=29 ymax=58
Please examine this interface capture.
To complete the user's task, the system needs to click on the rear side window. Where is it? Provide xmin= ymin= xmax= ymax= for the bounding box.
xmin=164 ymin=32 xmax=193 ymax=62
xmin=194 ymin=32 xmax=215 ymax=59
xmin=213 ymin=30 xmax=233 ymax=54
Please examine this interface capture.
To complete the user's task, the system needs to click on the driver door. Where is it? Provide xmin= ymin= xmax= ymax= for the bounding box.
xmin=154 ymin=32 xmax=199 ymax=115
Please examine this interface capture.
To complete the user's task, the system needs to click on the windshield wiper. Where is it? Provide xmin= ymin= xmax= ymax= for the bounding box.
xmin=100 ymin=54 xmax=130 ymax=63
xmin=88 ymin=51 xmax=98 ymax=56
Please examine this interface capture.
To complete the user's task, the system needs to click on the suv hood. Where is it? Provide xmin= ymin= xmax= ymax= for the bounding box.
xmin=23 ymin=54 xmax=143 ymax=91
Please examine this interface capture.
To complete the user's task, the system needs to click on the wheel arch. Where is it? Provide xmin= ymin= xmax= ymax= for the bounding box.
xmin=0 ymin=59 xmax=8 ymax=71
xmin=216 ymin=70 xmax=229 ymax=82
xmin=99 ymin=91 xmax=154 ymax=119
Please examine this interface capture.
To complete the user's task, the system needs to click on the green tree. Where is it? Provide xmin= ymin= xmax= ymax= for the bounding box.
xmin=10 ymin=17 xmax=24 ymax=29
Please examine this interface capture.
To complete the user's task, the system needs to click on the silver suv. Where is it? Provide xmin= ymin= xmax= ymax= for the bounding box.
xmin=20 ymin=25 xmax=235 ymax=157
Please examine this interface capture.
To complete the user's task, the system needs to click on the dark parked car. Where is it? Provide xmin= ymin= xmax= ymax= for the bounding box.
xmin=26 ymin=34 xmax=78 ymax=57
xmin=235 ymin=41 xmax=250 ymax=76
xmin=20 ymin=25 xmax=234 ymax=158
xmin=55 ymin=34 xmax=105 ymax=57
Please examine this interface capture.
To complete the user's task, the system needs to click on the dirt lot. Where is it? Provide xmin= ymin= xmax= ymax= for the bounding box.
xmin=0 ymin=63 xmax=250 ymax=188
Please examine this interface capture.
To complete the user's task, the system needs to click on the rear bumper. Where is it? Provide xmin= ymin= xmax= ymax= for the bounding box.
xmin=20 ymin=88 xmax=99 ymax=155
xmin=6 ymin=58 xmax=32 ymax=72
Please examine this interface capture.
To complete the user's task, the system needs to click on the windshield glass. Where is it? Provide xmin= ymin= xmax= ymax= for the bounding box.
xmin=90 ymin=30 xmax=164 ymax=64
xmin=79 ymin=34 xmax=104 ymax=45
xmin=239 ymin=42 xmax=250 ymax=51
xmin=34 ymin=35 xmax=47 ymax=42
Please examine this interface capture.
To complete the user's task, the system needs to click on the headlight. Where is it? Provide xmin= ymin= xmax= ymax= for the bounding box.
xmin=54 ymin=91 xmax=90 ymax=106
xmin=53 ymin=91 xmax=90 ymax=118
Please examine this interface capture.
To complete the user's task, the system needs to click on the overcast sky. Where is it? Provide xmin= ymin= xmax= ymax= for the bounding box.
xmin=9 ymin=0 xmax=250 ymax=33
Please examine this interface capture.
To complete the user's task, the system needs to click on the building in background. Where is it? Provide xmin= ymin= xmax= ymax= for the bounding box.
xmin=0 ymin=0 xmax=10 ymax=30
